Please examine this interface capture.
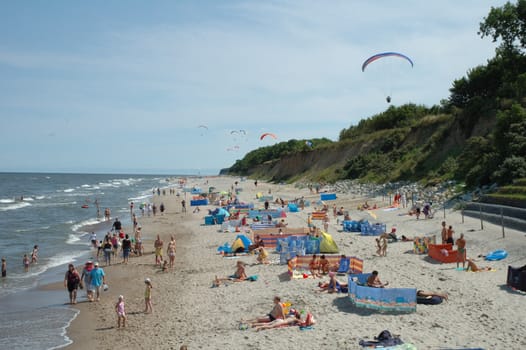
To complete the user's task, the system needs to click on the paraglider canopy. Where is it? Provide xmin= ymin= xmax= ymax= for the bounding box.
xmin=260 ymin=132 xmax=277 ymax=140
xmin=361 ymin=52 xmax=414 ymax=72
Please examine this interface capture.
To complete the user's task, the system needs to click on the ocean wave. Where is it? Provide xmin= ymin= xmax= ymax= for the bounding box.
xmin=0 ymin=198 xmax=15 ymax=203
xmin=63 ymin=188 xmax=75 ymax=193
xmin=81 ymin=184 xmax=91 ymax=188
xmin=35 ymin=195 xmax=45 ymax=200
xmin=65 ymin=234 xmax=81 ymax=245
xmin=128 ymin=194 xmax=152 ymax=202
xmin=0 ymin=202 xmax=31 ymax=211
xmin=23 ymin=197 xmax=34 ymax=201
xmin=70 ymin=218 xmax=101 ymax=232
xmin=45 ymin=251 xmax=87 ymax=270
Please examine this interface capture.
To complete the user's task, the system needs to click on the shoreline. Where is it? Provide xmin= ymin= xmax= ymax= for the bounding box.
xmin=65 ymin=176 xmax=526 ymax=349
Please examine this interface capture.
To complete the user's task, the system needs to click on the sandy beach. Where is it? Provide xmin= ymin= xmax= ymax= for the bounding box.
xmin=65 ymin=176 xmax=526 ymax=350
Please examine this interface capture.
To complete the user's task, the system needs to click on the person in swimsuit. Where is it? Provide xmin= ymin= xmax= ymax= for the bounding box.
xmin=144 ymin=278 xmax=153 ymax=313
xmin=166 ymin=236 xmax=176 ymax=268
xmin=154 ymin=235 xmax=163 ymax=266
xmin=417 ymin=290 xmax=448 ymax=301
xmin=309 ymin=254 xmax=320 ymax=278
xmin=455 ymin=233 xmax=466 ymax=269
xmin=243 ymin=296 xmax=286 ymax=325
xmin=318 ymin=272 xmax=348 ymax=293
xmin=213 ymin=261 xmax=248 ymax=286
xmin=465 ymin=258 xmax=492 ymax=272
xmin=367 ymin=270 xmax=389 ymax=288
xmin=115 ymin=295 xmax=126 ymax=328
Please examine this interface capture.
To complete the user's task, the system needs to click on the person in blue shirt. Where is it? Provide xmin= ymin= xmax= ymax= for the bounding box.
xmin=90 ymin=262 xmax=106 ymax=301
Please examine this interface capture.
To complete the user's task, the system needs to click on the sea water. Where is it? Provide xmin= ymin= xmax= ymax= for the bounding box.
xmin=0 ymin=172 xmax=185 ymax=349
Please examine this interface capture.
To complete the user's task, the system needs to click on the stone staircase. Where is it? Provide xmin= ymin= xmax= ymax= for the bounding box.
xmin=462 ymin=202 xmax=526 ymax=232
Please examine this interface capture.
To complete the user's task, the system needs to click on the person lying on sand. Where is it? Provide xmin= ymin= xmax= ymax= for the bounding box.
xmin=243 ymin=296 xmax=286 ymax=324
xmin=252 ymin=311 xmax=316 ymax=331
xmin=213 ymin=261 xmax=247 ymax=286
xmin=417 ymin=290 xmax=448 ymax=301
xmin=466 ymin=258 xmax=493 ymax=272
xmin=317 ymin=272 xmax=348 ymax=293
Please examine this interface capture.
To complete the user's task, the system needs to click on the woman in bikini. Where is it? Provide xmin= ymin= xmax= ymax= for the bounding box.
xmin=166 ymin=236 xmax=176 ymax=269
xmin=309 ymin=254 xmax=321 ymax=278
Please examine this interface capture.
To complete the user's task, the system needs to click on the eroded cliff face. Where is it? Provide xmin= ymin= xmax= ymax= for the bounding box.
xmin=226 ymin=114 xmax=495 ymax=184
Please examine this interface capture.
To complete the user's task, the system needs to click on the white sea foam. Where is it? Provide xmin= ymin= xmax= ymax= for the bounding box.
xmin=0 ymin=202 xmax=31 ymax=211
xmin=63 ymin=188 xmax=75 ymax=193
xmin=66 ymin=234 xmax=81 ymax=244
xmin=128 ymin=194 xmax=151 ymax=202
xmin=0 ymin=198 xmax=15 ymax=203
xmin=81 ymin=184 xmax=90 ymax=188
xmin=35 ymin=195 xmax=45 ymax=200
xmin=70 ymin=218 xmax=100 ymax=232
xmin=23 ymin=197 xmax=34 ymax=201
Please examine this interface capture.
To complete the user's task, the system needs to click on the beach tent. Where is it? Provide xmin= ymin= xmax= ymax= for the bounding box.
xmin=319 ymin=231 xmax=339 ymax=253
xmin=231 ymin=234 xmax=252 ymax=252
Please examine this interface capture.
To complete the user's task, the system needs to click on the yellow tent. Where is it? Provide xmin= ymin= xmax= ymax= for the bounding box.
xmin=319 ymin=231 xmax=339 ymax=253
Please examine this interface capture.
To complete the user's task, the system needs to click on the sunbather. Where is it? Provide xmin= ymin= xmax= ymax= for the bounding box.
xmin=317 ymin=272 xmax=348 ymax=293
xmin=367 ymin=270 xmax=389 ymax=288
xmin=309 ymin=254 xmax=321 ymax=278
xmin=243 ymin=296 xmax=286 ymax=324
xmin=417 ymin=290 xmax=448 ymax=301
xmin=213 ymin=261 xmax=247 ymax=286
xmin=466 ymin=258 xmax=493 ymax=272
xmin=252 ymin=311 xmax=315 ymax=331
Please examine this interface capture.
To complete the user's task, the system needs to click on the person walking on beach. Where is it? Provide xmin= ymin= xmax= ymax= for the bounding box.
xmin=90 ymin=262 xmax=106 ymax=301
xmin=144 ymin=278 xmax=153 ymax=313
xmin=103 ymin=239 xmax=113 ymax=266
xmin=90 ymin=232 xmax=97 ymax=248
xmin=456 ymin=233 xmax=467 ymax=269
xmin=160 ymin=202 xmax=165 ymax=215
xmin=64 ymin=264 xmax=81 ymax=304
xmin=181 ymin=200 xmax=186 ymax=213
xmin=112 ymin=218 xmax=122 ymax=232
xmin=166 ymin=236 xmax=176 ymax=269
xmin=1 ymin=258 xmax=6 ymax=278
xmin=115 ymin=295 xmax=126 ymax=328
xmin=121 ymin=234 xmax=132 ymax=264
xmin=154 ymin=235 xmax=164 ymax=266
xmin=81 ymin=261 xmax=94 ymax=302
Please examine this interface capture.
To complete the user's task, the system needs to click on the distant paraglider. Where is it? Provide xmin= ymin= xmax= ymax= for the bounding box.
xmin=260 ymin=132 xmax=277 ymax=141
xmin=361 ymin=52 xmax=413 ymax=72
xmin=198 ymin=125 xmax=208 ymax=136
xmin=362 ymin=52 xmax=413 ymax=103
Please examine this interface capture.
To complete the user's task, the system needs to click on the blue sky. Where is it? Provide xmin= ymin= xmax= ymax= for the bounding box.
xmin=0 ymin=0 xmax=508 ymax=175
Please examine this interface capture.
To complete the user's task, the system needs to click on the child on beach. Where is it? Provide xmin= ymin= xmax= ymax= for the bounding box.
xmin=115 ymin=295 xmax=126 ymax=328
xmin=23 ymin=254 xmax=30 ymax=272
xmin=144 ymin=278 xmax=153 ymax=313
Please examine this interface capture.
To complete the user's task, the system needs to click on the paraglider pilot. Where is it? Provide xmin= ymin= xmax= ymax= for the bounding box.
xmin=386 ymin=96 xmax=391 ymax=103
